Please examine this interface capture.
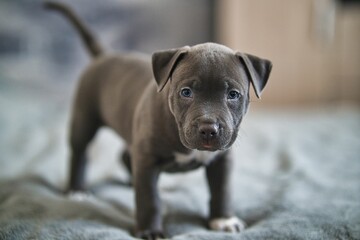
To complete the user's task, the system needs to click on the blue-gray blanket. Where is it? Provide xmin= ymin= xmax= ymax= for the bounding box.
xmin=1 ymin=85 xmax=359 ymax=240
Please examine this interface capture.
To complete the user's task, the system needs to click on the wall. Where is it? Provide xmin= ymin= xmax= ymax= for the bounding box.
xmin=216 ymin=0 xmax=360 ymax=107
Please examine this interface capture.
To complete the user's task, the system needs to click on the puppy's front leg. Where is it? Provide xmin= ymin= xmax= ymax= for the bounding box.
xmin=133 ymin=153 xmax=164 ymax=240
xmin=206 ymin=151 xmax=246 ymax=232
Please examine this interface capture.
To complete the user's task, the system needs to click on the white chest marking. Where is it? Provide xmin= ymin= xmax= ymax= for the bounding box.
xmin=174 ymin=150 xmax=219 ymax=165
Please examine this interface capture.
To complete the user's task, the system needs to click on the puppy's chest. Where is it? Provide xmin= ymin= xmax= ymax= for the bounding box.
xmin=174 ymin=150 xmax=219 ymax=164
xmin=161 ymin=150 xmax=219 ymax=173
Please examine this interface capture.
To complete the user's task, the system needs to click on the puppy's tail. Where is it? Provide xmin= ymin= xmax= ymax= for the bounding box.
xmin=44 ymin=1 xmax=103 ymax=58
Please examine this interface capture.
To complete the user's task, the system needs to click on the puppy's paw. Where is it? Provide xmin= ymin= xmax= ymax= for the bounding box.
xmin=67 ymin=191 xmax=100 ymax=204
xmin=209 ymin=216 xmax=246 ymax=233
xmin=67 ymin=191 xmax=91 ymax=201
xmin=135 ymin=230 xmax=166 ymax=240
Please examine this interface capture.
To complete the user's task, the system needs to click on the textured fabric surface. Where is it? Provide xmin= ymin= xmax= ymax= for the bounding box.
xmin=1 ymin=84 xmax=360 ymax=239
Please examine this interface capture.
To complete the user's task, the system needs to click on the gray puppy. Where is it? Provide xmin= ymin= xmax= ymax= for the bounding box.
xmin=46 ymin=2 xmax=272 ymax=239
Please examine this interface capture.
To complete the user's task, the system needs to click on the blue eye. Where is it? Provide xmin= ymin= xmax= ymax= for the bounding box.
xmin=227 ymin=90 xmax=240 ymax=100
xmin=180 ymin=88 xmax=193 ymax=98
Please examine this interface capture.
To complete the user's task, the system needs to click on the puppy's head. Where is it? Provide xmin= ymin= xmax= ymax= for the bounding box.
xmin=152 ymin=43 xmax=272 ymax=151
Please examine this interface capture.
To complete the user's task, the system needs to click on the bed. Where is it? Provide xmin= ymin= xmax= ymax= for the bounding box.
xmin=0 ymin=80 xmax=359 ymax=240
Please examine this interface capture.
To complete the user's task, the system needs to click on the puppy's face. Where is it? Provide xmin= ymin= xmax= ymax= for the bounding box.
xmin=168 ymin=47 xmax=249 ymax=151
xmin=152 ymin=43 xmax=272 ymax=151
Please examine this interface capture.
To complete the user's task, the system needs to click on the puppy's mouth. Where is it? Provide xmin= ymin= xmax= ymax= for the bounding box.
xmin=188 ymin=140 xmax=230 ymax=152
xmin=197 ymin=140 xmax=221 ymax=151
xmin=202 ymin=142 xmax=213 ymax=149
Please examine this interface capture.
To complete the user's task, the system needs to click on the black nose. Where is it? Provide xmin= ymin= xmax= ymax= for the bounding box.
xmin=199 ymin=123 xmax=219 ymax=139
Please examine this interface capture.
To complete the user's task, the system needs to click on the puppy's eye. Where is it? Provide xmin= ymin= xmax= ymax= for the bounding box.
xmin=180 ymin=88 xmax=193 ymax=98
xmin=227 ymin=90 xmax=241 ymax=100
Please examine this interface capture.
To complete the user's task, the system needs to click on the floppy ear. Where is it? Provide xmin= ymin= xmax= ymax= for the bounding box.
xmin=152 ymin=46 xmax=190 ymax=92
xmin=236 ymin=52 xmax=272 ymax=99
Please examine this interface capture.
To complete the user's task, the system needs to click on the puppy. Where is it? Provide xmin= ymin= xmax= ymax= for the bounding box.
xmin=45 ymin=2 xmax=272 ymax=239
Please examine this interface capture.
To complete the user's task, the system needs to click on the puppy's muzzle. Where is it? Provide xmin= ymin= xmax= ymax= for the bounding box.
xmin=198 ymin=122 xmax=220 ymax=150
xmin=191 ymin=117 xmax=225 ymax=149
xmin=199 ymin=122 xmax=219 ymax=140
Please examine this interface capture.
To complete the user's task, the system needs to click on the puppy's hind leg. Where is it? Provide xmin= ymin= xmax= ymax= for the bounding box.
xmin=68 ymin=110 xmax=100 ymax=192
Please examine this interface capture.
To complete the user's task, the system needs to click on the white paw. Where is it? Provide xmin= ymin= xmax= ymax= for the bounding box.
xmin=209 ymin=216 xmax=246 ymax=232
xmin=68 ymin=191 xmax=95 ymax=202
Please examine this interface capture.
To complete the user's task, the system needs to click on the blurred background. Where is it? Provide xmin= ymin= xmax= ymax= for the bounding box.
xmin=0 ymin=0 xmax=359 ymax=108
xmin=0 ymin=2 xmax=359 ymax=238
xmin=218 ymin=0 xmax=360 ymax=107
